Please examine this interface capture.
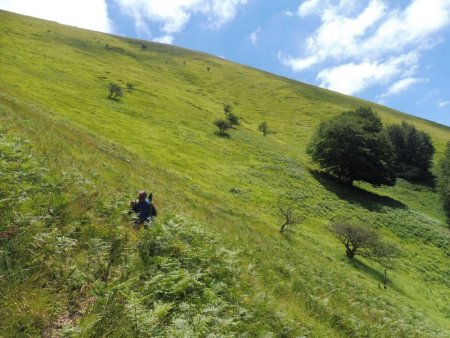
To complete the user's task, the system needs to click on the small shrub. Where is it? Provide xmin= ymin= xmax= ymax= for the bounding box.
xmin=126 ymin=82 xmax=135 ymax=92
xmin=258 ymin=122 xmax=269 ymax=136
xmin=226 ymin=112 xmax=240 ymax=127
xmin=213 ymin=119 xmax=231 ymax=135
xmin=108 ymin=83 xmax=123 ymax=100
xmin=278 ymin=199 xmax=302 ymax=234
xmin=223 ymin=104 xmax=232 ymax=115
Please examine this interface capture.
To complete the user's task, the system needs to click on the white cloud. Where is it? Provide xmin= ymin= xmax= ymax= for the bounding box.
xmin=438 ymin=100 xmax=450 ymax=108
xmin=281 ymin=0 xmax=450 ymax=97
xmin=298 ymin=0 xmax=363 ymax=18
xmin=279 ymin=53 xmax=319 ymax=72
xmin=0 ymin=0 xmax=112 ymax=33
xmin=114 ymin=0 xmax=247 ymax=41
xmin=298 ymin=0 xmax=326 ymax=17
xmin=283 ymin=9 xmax=294 ymax=17
xmin=317 ymin=52 xmax=419 ymax=95
xmin=379 ymin=77 xmax=427 ymax=98
xmin=249 ymin=27 xmax=261 ymax=44
xmin=361 ymin=0 xmax=450 ymax=57
xmin=294 ymin=0 xmax=388 ymax=65
xmin=153 ymin=35 xmax=174 ymax=44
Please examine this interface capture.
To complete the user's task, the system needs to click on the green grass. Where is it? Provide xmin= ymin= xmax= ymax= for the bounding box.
xmin=0 ymin=10 xmax=449 ymax=337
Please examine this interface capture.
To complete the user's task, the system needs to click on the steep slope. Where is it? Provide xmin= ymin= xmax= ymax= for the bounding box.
xmin=1 ymin=10 xmax=449 ymax=337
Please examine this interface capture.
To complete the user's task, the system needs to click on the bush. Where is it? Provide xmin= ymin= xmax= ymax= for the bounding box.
xmin=108 ymin=83 xmax=123 ymax=100
xmin=223 ymin=104 xmax=232 ymax=115
xmin=307 ymin=107 xmax=396 ymax=187
xmin=213 ymin=119 xmax=231 ymax=135
xmin=385 ymin=122 xmax=435 ymax=181
xmin=226 ymin=112 xmax=240 ymax=126
xmin=258 ymin=122 xmax=269 ymax=136
xmin=126 ymin=82 xmax=135 ymax=92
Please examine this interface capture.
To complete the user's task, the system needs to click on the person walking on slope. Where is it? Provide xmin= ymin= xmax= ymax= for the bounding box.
xmin=130 ymin=191 xmax=156 ymax=230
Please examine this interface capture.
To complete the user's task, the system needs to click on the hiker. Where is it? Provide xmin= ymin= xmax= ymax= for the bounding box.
xmin=130 ymin=191 xmax=157 ymax=229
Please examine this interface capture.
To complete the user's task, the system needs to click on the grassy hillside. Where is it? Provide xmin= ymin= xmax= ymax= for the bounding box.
xmin=1 ymin=10 xmax=449 ymax=337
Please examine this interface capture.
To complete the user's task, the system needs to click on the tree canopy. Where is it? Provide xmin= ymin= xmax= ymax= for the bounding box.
xmin=225 ymin=112 xmax=240 ymax=127
xmin=439 ymin=142 xmax=450 ymax=225
xmin=108 ymin=83 xmax=123 ymax=100
xmin=385 ymin=122 xmax=435 ymax=181
xmin=213 ymin=119 xmax=231 ymax=135
xmin=307 ymin=107 xmax=396 ymax=187
xmin=331 ymin=223 xmax=397 ymax=262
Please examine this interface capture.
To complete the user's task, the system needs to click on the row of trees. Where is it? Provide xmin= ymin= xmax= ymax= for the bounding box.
xmin=307 ymin=107 xmax=435 ymax=187
xmin=108 ymin=82 xmax=135 ymax=100
xmin=386 ymin=122 xmax=435 ymax=181
xmin=308 ymin=106 xmax=450 ymax=226
xmin=213 ymin=104 xmax=241 ymax=135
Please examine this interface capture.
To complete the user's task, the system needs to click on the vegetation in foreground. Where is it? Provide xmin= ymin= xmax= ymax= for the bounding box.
xmin=0 ymin=10 xmax=449 ymax=337
xmin=0 ymin=132 xmax=298 ymax=337
xmin=439 ymin=142 xmax=450 ymax=225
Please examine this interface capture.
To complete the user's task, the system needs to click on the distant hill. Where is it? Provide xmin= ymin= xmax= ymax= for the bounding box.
xmin=1 ymin=10 xmax=449 ymax=337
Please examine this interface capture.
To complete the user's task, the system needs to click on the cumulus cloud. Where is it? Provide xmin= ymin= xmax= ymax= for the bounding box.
xmin=0 ymin=0 xmax=112 ymax=33
xmin=280 ymin=0 xmax=450 ymax=97
xmin=317 ymin=52 xmax=419 ymax=95
xmin=298 ymin=0 xmax=327 ymax=17
xmin=361 ymin=0 xmax=450 ymax=57
xmin=153 ymin=35 xmax=174 ymax=44
xmin=279 ymin=53 xmax=319 ymax=72
xmin=379 ymin=77 xmax=427 ymax=98
xmin=114 ymin=0 xmax=248 ymax=42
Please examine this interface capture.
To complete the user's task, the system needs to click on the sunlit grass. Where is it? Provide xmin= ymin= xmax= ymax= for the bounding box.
xmin=0 ymin=10 xmax=449 ymax=337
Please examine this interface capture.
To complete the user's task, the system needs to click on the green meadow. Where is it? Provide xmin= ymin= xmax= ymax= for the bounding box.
xmin=0 ymin=10 xmax=449 ymax=337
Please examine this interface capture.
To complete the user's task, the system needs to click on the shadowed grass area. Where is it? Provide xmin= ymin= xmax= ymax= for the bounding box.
xmin=309 ymin=170 xmax=407 ymax=211
xmin=0 ymin=10 xmax=449 ymax=337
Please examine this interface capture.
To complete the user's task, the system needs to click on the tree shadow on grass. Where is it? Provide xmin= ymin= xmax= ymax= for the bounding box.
xmin=348 ymin=258 xmax=385 ymax=281
xmin=403 ymin=172 xmax=436 ymax=190
xmin=214 ymin=131 xmax=230 ymax=138
xmin=347 ymin=258 xmax=404 ymax=293
xmin=309 ymin=169 xmax=406 ymax=212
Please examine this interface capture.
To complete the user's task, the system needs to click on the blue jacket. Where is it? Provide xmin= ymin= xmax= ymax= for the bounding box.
xmin=132 ymin=200 xmax=152 ymax=221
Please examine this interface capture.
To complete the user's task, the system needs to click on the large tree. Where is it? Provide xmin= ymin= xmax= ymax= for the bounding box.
xmin=385 ymin=122 xmax=435 ymax=181
xmin=307 ymin=107 xmax=396 ymax=187
xmin=439 ymin=142 xmax=450 ymax=226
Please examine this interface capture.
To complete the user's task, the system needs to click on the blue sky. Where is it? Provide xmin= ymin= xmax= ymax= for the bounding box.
xmin=1 ymin=0 xmax=450 ymax=126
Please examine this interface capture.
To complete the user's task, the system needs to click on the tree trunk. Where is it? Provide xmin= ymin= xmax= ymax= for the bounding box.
xmin=345 ymin=244 xmax=355 ymax=258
